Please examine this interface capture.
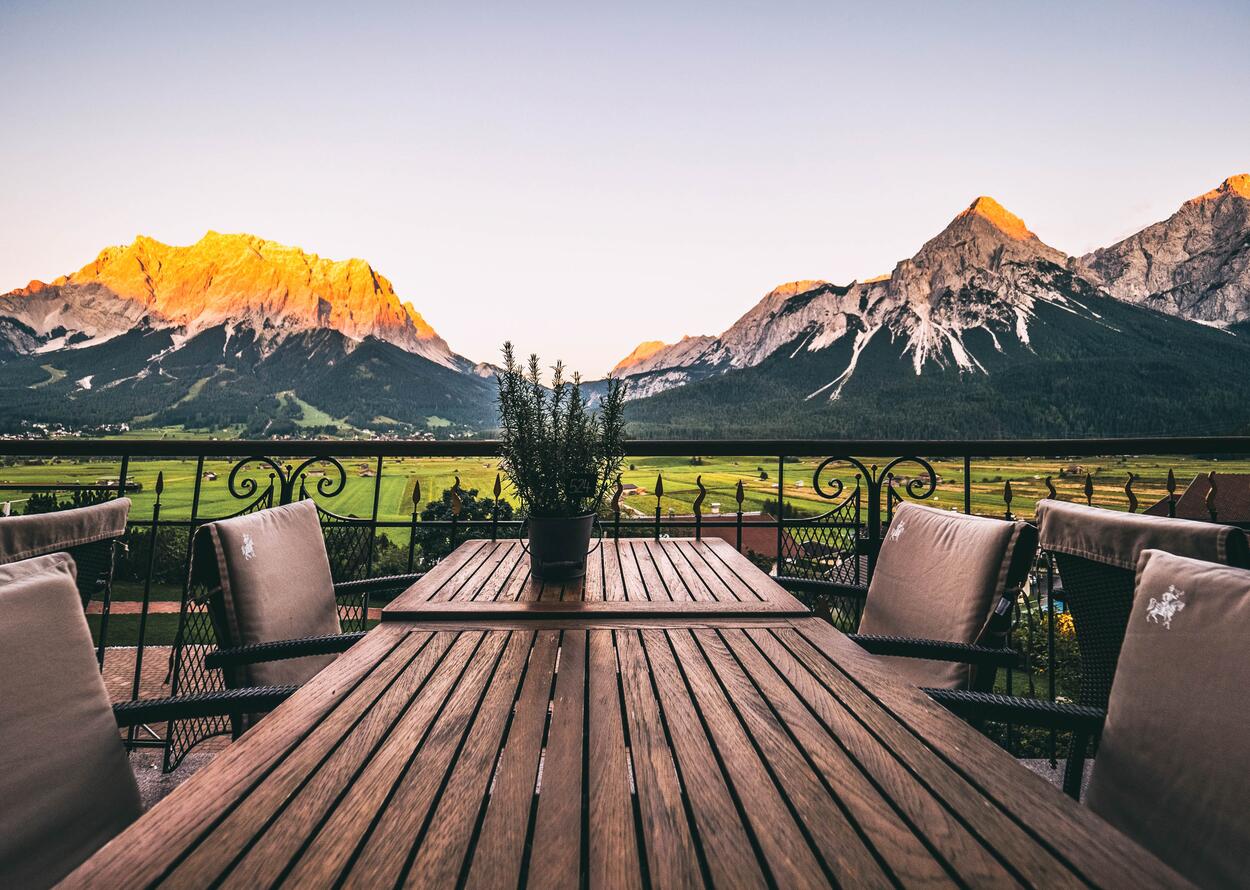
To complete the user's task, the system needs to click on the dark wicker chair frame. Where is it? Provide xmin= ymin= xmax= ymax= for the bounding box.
xmin=923 ymin=687 xmax=1105 ymax=798
xmin=64 ymin=535 xmax=127 ymax=668
xmin=779 ymin=506 xmax=1038 ymax=694
xmin=163 ymin=497 xmax=420 ymax=771
xmin=114 ymin=686 xmax=298 ymax=731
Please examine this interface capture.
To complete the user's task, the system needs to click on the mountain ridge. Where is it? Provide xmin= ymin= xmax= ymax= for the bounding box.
xmin=1 ymin=231 xmax=462 ymax=368
xmin=614 ymin=175 xmax=1250 ymax=395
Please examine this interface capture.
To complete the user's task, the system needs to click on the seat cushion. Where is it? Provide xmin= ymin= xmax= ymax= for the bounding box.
xmin=1086 ymin=549 xmax=1250 ymax=889
xmin=0 ymin=498 xmax=131 ymax=564
xmin=1036 ymin=499 xmax=1249 ymax=570
xmin=199 ymin=500 xmax=341 ymax=687
xmin=858 ymin=502 xmax=1034 ymax=689
xmin=0 ymin=553 xmax=142 ymax=889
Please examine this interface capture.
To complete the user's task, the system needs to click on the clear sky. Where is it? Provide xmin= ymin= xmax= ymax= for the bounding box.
xmin=2 ymin=0 xmax=1248 ymax=376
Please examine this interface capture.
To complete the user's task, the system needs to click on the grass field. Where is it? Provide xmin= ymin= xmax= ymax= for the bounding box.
xmin=4 ymin=451 xmax=1246 ymax=526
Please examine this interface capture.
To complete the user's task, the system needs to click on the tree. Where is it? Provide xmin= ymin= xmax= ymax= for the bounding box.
xmin=411 ymin=486 xmax=516 ymax=568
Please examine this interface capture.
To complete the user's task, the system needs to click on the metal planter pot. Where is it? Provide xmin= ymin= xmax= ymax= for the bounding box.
xmin=525 ymin=512 xmax=596 ymax=580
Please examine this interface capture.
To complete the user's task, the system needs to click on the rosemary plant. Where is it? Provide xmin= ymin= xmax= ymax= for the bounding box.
xmin=496 ymin=342 xmax=627 ymax=517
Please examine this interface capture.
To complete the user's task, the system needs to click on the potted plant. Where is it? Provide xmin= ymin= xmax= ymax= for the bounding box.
xmin=496 ymin=342 xmax=627 ymax=579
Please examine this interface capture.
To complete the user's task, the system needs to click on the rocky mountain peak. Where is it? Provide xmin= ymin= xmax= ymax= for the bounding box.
xmin=1 ymin=232 xmax=462 ymax=367
xmin=957 ymin=196 xmax=1034 ymax=240
xmin=1077 ymin=174 xmax=1250 ymax=325
xmin=612 ymin=340 xmax=669 ymax=376
xmin=1188 ymin=173 xmax=1250 ymax=204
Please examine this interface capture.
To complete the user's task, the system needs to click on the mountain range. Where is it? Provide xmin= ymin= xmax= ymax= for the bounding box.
xmin=0 ymin=233 xmax=494 ymax=436
xmin=2 ymin=174 xmax=1249 ymax=438
xmin=612 ymin=176 xmax=1250 ymax=437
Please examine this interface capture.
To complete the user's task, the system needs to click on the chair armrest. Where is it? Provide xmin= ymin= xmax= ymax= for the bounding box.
xmin=848 ymin=634 xmax=1025 ymax=669
xmin=205 ymin=631 xmax=366 ymax=670
xmin=923 ymin=689 xmax=1106 ymax=734
xmin=775 ymin=578 xmax=869 ymax=600
xmin=334 ymin=573 xmax=423 ymax=594
xmin=112 ymin=686 xmax=297 ymax=727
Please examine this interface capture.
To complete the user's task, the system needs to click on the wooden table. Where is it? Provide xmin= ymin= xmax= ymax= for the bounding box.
xmin=383 ymin=538 xmax=809 ymax=620
xmin=63 ymin=617 xmax=1184 ymax=888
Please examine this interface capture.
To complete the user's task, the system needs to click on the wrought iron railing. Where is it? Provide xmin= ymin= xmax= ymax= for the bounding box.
xmin=3 ymin=435 xmax=1248 ymax=764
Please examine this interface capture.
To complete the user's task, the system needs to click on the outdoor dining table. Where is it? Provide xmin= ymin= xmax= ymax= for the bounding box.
xmin=61 ymin=540 xmax=1186 ymax=889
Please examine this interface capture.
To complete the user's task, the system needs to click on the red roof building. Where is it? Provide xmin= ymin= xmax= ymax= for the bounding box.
xmin=1144 ymin=473 xmax=1250 ymax=523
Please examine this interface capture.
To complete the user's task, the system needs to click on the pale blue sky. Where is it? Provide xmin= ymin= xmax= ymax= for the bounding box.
xmin=2 ymin=0 xmax=1247 ymax=375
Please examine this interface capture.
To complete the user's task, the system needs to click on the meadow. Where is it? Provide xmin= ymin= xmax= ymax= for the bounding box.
xmin=4 ymin=450 xmax=1244 ymax=525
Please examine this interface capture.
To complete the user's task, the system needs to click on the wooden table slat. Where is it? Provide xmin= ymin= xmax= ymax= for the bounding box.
xmin=463 ymin=631 xmax=559 ymax=889
xmin=278 ymin=630 xmax=491 ymax=887
xmin=58 ymin=625 xmax=411 ymax=888
xmin=526 ymin=629 xmax=588 ymax=890
xmin=684 ymin=628 xmax=897 ymax=888
xmin=785 ymin=621 xmax=1187 ymax=890
xmin=383 ymin=539 xmax=808 ymax=620
xmin=217 ymin=631 xmax=455 ymax=888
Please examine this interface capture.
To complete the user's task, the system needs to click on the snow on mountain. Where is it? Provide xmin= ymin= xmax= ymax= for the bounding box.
xmin=612 ymin=197 xmax=1099 ymax=400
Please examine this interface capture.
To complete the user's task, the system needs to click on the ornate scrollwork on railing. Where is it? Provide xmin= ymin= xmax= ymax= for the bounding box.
xmin=1044 ymin=475 xmax=1057 ymax=500
xmin=812 ymin=456 xmax=870 ymax=503
xmin=226 ymin=455 xmax=346 ymax=506
xmin=692 ymin=475 xmax=707 ymax=540
xmin=800 ymin=454 xmax=937 ymax=578
xmin=1125 ymin=473 xmax=1138 ymax=513
xmin=880 ymin=456 xmax=939 ymax=507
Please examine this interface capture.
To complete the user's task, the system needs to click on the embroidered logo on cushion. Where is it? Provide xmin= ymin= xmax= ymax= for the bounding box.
xmin=1146 ymin=585 xmax=1185 ymax=629
xmin=889 ymin=521 xmax=906 ymax=541
xmin=241 ymin=533 xmax=256 ymax=561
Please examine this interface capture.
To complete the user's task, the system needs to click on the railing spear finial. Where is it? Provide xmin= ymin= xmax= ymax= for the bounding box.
xmin=1003 ymin=479 xmax=1013 ymax=520
xmin=1206 ymin=471 xmax=1218 ymax=520
xmin=1084 ymin=472 xmax=1094 ymax=507
xmin=693 ymin=475 xmax=706 ymax=541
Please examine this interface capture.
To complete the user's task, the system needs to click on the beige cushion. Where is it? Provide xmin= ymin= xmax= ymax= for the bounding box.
xmin=0 ymin=553 xmax=142 ymax=889
xmin=1086 ymin=550 xmax=1250 ymax=889
xmin=0 ymin=498 xmax=131 ymax=564
xmin=1036 ymin=499 xmax=1249 ymax=570
xmin=858 ymin=502 xmax=1035 ymax=689
xmin=197 ymin=500 xmax=341 ymax=687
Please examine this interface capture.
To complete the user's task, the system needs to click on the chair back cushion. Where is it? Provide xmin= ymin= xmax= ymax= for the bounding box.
xmin=1086 ymin=550 xmax=1250 ymax=888
xmin=0 ymin=553 xmax=142 ymax=889
xmin=0 ymin=497 xmax=131 ymax=564
xmin=1036 ymin=499 xmax=1249 ymax=570
xmin=859 ymin=502 xmax=1036 ymax=689
xmin=197 ymin=500 xmax=341 ymax=687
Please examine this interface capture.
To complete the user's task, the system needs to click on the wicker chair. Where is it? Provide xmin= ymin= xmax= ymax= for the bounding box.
xmin=0 ymin=552 xmax=294 ymax=889
xmin=0 ymin=498 xmax=131 ymax=666
xmin=929 ymin=549 xmax=1250 ymax=888
xmin=787 ymin=501 xmax=1038 ymax=692
xmin=935 ymin=499 xmax=1250 ymax=796
xmin=164 ymin=499 xmax=419 ymax=769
